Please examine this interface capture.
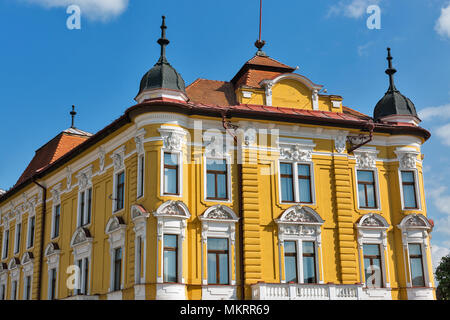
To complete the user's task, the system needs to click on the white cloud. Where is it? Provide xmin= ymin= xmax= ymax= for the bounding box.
xmin=436 ymin=4 xmax=450 ymax=38
xmin=357 ymin=41 xmax=374 ymax=56
xmin=435 ymin=123 xmax=450 ymax=146
xmin=327 ymin=0 xmax=381 ymax=19
xmin=419 ymin=104 xmax=450 ymax=121
xmin=427 ymin=185 xmax=450 ymax=214
xmin=431 ymin=243 xmax=450 ymax=271
xmin=22 ymin=0 xmax=129 ymax=21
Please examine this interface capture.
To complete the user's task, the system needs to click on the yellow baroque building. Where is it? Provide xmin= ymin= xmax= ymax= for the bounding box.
xmin=0 ymin=18 xmax=436 ymax=300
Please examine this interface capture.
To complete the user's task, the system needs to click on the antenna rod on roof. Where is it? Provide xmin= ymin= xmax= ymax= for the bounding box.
xmin=254 ymin=0 xmax=266 ymax=56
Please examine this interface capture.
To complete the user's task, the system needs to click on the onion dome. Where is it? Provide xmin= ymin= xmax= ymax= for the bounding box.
xmin=135 ymin=16 xmax=187 ymax=103
xmin=373 ymin=48 xmax=419 ymax=125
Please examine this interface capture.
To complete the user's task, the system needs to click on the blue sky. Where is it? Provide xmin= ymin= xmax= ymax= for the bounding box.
xmin=0 ymin=0 xmax=449 ymax=269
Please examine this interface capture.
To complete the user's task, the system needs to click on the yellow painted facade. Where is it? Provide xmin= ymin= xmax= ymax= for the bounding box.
xmin=0 ymin=52 xmax=436 ymax=301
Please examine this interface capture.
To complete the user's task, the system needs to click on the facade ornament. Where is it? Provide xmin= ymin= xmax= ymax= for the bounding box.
xmin=243 ymin=128 xmax=257 ymax=146
xmin=66 ymin=167 xmax=72 ymax=190
xmin=51 ymin=184 xmax=61 ymax=203
xmin=354 ymin=150 xmax=378 ymax=169
xmin=134 ymin=129 xmax=147 ymax=155
xmin=312 ymin=89 xmax=319 ymax=110
xmin=204 ymin=131 xmax=225 ymax=158
xmin=45 ymin=242 xmax=60 ymax=257
xmin=206 ymin=205 xmax=231 ymax=219
xmin=76 ymin=166 xmax=93 ymax=190
xmin=279 ymin=144 xmax=313 ymax=162
xmin=283 ymin=206 xmax=318 ymax=223
xmin=264 ymin=82 xmax=274 ymax=106
xmin=159 ymin=129 xmax=186 ymax=151
xmin=70 ymin=227 xmax=92 ymax=247
xmin=98 ymin=146 xmax=106 ymax=172
xmin=334 ymin=133 xmax=348 ymax=154
xmin=395 ymin=148 xmax=419 ymax=170
xmin=111 ymin=146 xmax=126 ymax=171
xmin=361 ymin=214 xmax=384 ymax=227
xmin=405 ymin=215 xmax=426 ymax=227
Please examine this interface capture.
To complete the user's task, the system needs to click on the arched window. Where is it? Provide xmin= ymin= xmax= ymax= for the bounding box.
xmin=355 ymin=213 xmax=391 ymax=299
xmin=105 ymin=216 xmax=126 ymax=300
xmin=397 ymin=214 xmax=434 ymax=300
xmin=275 ymin=205 xmax=324 ymax=285
xmin=153 ymin=200 xmax=190 ymax=300
xmin=199 ymin=205 xmax=239 ymax=300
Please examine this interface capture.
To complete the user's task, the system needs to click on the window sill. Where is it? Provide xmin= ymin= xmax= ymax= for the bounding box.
xmin=202 ymin=285 xmax=237 ymax=300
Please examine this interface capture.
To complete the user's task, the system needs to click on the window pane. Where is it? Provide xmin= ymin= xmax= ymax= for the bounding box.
xmin=164 ymin=250 xmax=177 ymax=282
xmin=358 ymin=170 xmax=374 ymax=182
xmin=281 ymin=177 xmax=294 ymax=202
xmin=285 ymin=256 xmax=297 ymax=283
xmin=409 ymin=244 xmax=421 ymax=255
xmin=410 ymin=257 xmax=425 ymax=287
xmin=303 ymin=242 xmax=315 ymax=254
xmin=207 ymin=253 xmax=217 ymax=284
xmin=219 ymin=253 xmax=229 ymax=284
xmin=403 ymin=185 xmax=417 ymax=208
xmin=363 ymin=244 xmax=380 ymax=256
xmin=298 ymin=164 xmax=310 ymax=177
xmin=298 ymin=178 xmax=312 ymax=203
xmin=217 ymin=174 xmax=227 ymax=199
xmin=206 ymin=173 xmax=216 ymax=198
xmin=164 ymin=235 xmax=178 ymax=248
xmin=364 ymin=258 xmax=382 ymax=287
xmin=207 ymin=159 xmax=226 ymax=171
xmin=366 ymin=184 xmax=376 ymax=207
xmin=208 ymin=238 xmax=228 ymax=251
xmin=87 ymin=189 xmax=92 ymax=224
xmin=358 ymin=184 xmax=366 ymax=207
xmin=164 ymin=168 xmax=178 ymax=194
xmin=401 ymin=171 xmax=414 ymax=183
xmin=284 ymin=241 xmax=296 ymax=254
xmin=164 ymin=153 xmax=178 ymax=166
xmin=280 ymin=163 xmax=292 ymax=175
xmin=303 ymin=256 xmax=316 ymax=283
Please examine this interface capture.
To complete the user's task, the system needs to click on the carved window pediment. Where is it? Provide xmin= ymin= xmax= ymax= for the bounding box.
xmin=8 ymin=258 xmax=20 ymax=270
xmin=200 ymin=205 xmax=239 ymax=222
xmin=398 ymin=214 xmax=431 ymax=229
xmin=21 ymin=252 xmax=34 ymax=265
xmin=131 ymin=204 xmax=149 ymax=221
xmin=357 ymin=213 xmax=389 ymax=229
xmin=154 ymin=200 xmax=191 ymax=219
xmin=70 ymin=227 xmax=93 ymax=247
xmin=354 ymin=149 xmax=378 ymax=169
xmin=45 ymin=242 xmax=60 ymax=257
xmin=277 ymin=205 xmax=324 ymax=225
xmin=105 ymin=216 xmax=126 ymax=234
xmin=279 ymin=143 xmax=313 ymax=162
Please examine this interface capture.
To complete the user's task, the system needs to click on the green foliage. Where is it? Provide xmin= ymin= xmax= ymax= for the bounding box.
xmin=435 ymin=254 xmax=450 ymax=300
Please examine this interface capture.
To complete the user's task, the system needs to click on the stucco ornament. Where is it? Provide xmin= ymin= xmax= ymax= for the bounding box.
xmin=162 ymin=131 xmax=184 ymax=151
xmin=206 ymin=205 xmax=231 ymax=219
xmin=98 ymin=147 xmax=106 ymax=172
xmin=334 ymin=133 xmax=347 ymax=153
xmin=284 ymin=206 xmax=317 ymax=223
xmin=280 ymin=144 xmax=313 ymax=162
xmin=111 ymin=146 xmax=125 ymax=171
xmin=354 ymin=150 xmax=377 ymax=169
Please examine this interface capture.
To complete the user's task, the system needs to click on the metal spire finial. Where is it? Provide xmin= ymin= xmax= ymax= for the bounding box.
xmin=385 ymin=47 xmax=398 ymax=92
xmin=254 ymin=0 xmax=267 ymax=56
xmin=157 ymin=15 xmax=170 ymax=63
xmin=70 ymin=105 xmax=77 ymax=129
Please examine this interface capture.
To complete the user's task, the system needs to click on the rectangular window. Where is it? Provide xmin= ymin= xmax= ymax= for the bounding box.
xmin=284 ymin=241 xmax=298 ymax=283
xmin=401 ymin=171 xmax=418 ymax=209
xmin=14 ymin=223 xmax=21 ymax=254
xmin=76 ymin=258 xmax=89 ymax=295
xmin=206 ymin=159 xmax=228 ymax=200
xmin=52 ymin=204 xmax=61 ymax=239
xmin=27 ymin=216 xmax=35 ymax=249
xmin=11 ymin=280 xmax=17 ymax=300
xmin=113 ymin=248 xmax=122 ymax=291
xmin=2 ymin=229 xmax=9 ymax=259
xmin=409 ymin=244 xmax=425 ymax=287
xmin=49 ymin=268 xmax=57 ymax=300
xmin=115 ymin=172 xmax=125 ymax=211
xmin=79 ymin=189 xmax=92 ymax=226
xmin=164 ymin=153 xmax=179 ymax=195
xmin=207 ymin=238 xmax=229 ymax=285
xmin=136 ymin=236 xmax=143 ymax=284
xmin=163 ymin=234 xmax=178 ymax=283
xmin=357 ymin=170 xmax=377 ymax=208
xmin=137 ymin=155 xmax=144 ymax=198
xmin=298 ymin=164 xmax=312 ymax=203
xmin=363 ymin=244 xmax=383 ymax=288
xmin=302 ymin=241 xmax=316 ymax=283
xmin=280 ymin=163 xmax=294 ymax=202
xmin=25 ymin=275 xmax=32 ymax=300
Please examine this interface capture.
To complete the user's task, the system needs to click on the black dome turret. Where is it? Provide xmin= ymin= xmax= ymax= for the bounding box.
xmin=373 ymin=48 xmax=418 ymax=122
xmin=135 ymin=16 xmax=186 ymax=102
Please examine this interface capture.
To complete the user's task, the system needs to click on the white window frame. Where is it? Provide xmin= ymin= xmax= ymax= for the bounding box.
xmin=111 ymin=146 xmax=126 ymax=214
xmin=277 ymin=160 xmax=316 ymax=205
xmin=137 ymin=154 xmax=145 ymax=199
xmin=131 ymin=205 xmax=149 ymax=287
xmin=160 ymin=150 xmax=183 ymax=197
xmin=275 ymin=205 xmax=324 ymax=284
xmin=2 ymin=227 xmax=10 ymax=260
xmin=13 ymin=221 xmax=22 ymax=255
xmin=77 ymin=166 xmax=93 ymax=227
xmin=26 ymin=214 xmax=36 ymax=250
xmin=398 ymin=169 xmax=422 ymax=211
xmin=105 ymin=216 xmax=126 ymax=296
xmin=8 ymin=258 xmax=20 ymax=300
xmin=21 ymin=252 xmax=34 ymax=300
xmin=112 ymin=170 xmax=126 ymax=213
xmin=44 ymin=243 xmax=60 ymax=300
xmin=51 ymin=203 xmax=61 ymax=240
xmin=356 ymin=213 xmax=390 ymax=289
xmin=355 ymin=168 xmax=381 ymax=211
xmin=203 ymin=155 xmax=232 ymax=203
xmin=70 ymin=227 xmax=93 ymax=296
xmin=397 ymin=214 xmax=432 ymax=289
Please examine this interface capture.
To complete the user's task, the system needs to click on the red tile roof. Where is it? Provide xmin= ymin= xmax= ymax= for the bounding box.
xmin=15 ymin=131 xmax=91 ymax=186
xmin=186 ymin=79 xmax=237 ymax=106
